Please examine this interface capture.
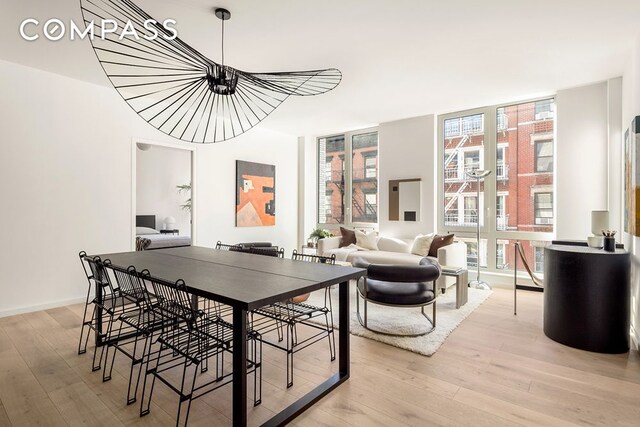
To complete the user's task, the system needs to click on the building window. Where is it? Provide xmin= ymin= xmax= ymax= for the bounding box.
xmin=535 ymin=99 xmax=553 ymax=114
xmin=318 ymin=130 xmax=378 ymax=226
xmin=364 ymin=156 xmax=377 ymax=179
xmin=534 ymin=192 xmax=553 ymax=225
xmin=496 ymin=241 xmax=507 ymax=269
xmin=444 ymin=152 xmax=459 ymax=180
xmin=464 ymin=150 xmax=480 ymax=173
xmin=534 ymin=247 xmax=545 ymax=273
xmin=463 ymin=196 xmax=477 ymax=225
xmin=364 ymin=192 xmax=377 ymax=217
xmin=496 ymin=147 xmax=507 ymax=178
xmin=535 ymin=140 xmax=553 ymax=172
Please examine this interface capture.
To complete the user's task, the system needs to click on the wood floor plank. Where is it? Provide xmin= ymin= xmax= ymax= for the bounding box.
xmin=0 ymin=399 xmax=12 ymax=427
xmin=48 ymin=381 xmax=124 ymax=427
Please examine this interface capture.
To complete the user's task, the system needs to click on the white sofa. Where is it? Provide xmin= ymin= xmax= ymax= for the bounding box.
xmin=318 ymin=236 xmax=467 ymax=292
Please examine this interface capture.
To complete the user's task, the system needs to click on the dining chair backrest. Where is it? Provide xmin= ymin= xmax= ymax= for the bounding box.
xmin=107 ymin=264 xmax=151 ymax=305
xmin=215 ymin=241 xmax=242 ymax=251
xmin=140 ymin=272 xmax=198 ymax=324
xmin=291 ymin=249 xmax=336 ymax=265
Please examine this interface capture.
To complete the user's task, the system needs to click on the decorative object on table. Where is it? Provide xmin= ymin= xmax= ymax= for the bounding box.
xmin=79 ymin=1 xmax=341 ymax=144
xmin=587 ymin=210 xmax=608 ymax=248
xmin=236 ymin=161 xmax=275 ymax=227
xmin=464 ymin=169 xmax=492 ymax=290
xmin=163 ymin=216 xmax=176 ymax=230
xmin=603 ymin=230 xmax=617 ymax=252
xmin=177 ymin=183 xmax=192 ymax=212
xmin=623 ymin=116 xmax=640 ymax=235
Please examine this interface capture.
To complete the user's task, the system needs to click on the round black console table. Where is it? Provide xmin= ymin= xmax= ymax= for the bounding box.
xmin=544 ymin=245 xmax=630 ymax=353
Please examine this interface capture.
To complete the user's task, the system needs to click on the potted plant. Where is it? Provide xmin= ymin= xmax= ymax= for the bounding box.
xmin=308 ymin=228 xmax=334 ymax=247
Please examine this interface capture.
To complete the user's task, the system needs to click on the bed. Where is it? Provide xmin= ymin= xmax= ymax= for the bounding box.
xmin=136 ymin=215 xmax=191 ymax=250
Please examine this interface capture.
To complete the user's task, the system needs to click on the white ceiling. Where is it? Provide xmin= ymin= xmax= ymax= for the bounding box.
xmin=2 ymin=0 xmax=640 ymax=137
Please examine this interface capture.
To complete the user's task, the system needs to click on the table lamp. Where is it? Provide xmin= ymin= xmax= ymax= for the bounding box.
xmin=164 ymin=216 xmax=176 ymax=231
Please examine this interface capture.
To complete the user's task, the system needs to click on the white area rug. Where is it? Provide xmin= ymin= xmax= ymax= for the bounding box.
xmin=306 ymin=285 xmax=492 ymax=356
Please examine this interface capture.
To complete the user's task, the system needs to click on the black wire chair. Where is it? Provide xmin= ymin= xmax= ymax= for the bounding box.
xmin=139 ymin=272 xmax=262 ymax=425
xmin=78 ymin=253 xmax=128 ymax=371
xmin=101 ymin=264 xmax=172 ymax=405
xmin=250 ymin=250 xmax=337 ymax=388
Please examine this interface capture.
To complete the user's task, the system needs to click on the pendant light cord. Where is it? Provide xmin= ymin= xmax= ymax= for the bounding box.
xmin=221 ymin=14 xmax=225 ymax=67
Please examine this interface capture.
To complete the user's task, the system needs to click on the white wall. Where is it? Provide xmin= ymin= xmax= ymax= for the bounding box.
xmin=136 ymin=145 xmax=192 ymax=236
xmin=378 ymin=115 xmax=436 ymax=238
xmin=555 ymin=82 xmax=610 ymax=239
xmin=0 ymin=59 xmax=299 ymax=317
xmin=195 ymin=129 xmax=299 ymax=253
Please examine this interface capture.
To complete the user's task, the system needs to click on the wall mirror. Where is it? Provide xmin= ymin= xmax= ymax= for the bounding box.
xmin=389 ymin=178 xmax=421 ymax=221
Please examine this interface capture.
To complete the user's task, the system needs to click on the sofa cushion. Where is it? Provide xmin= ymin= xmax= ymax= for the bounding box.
xmin=339 ymin=227 xmax=356 ymax=247
xmin=410 ymin=233 xmax=435 ymax=256
xmin=377 ymin=236 xmax=410 ymax=253
xmin=346 ymin=250 xmax=425 ymax=265
xmin=428 ymin=234 xmax=455 ymax=257
xmin=356 ymin=230 xmax=378 ymax=250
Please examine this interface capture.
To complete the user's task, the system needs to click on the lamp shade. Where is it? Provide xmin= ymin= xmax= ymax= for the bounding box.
xmin=591 ymin=210 xmax=609 ymax=235
xmin=164 ymin=216 xmax=176 ymax=229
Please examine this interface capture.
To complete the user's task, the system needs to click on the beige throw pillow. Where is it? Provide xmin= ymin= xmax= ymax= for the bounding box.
xmin=355 ymin=230 xmax=379 ymax=250
xmin=410 ymin=233 xmax=435 ymax=256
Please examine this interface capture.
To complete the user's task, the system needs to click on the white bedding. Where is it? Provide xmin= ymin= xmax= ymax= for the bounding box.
xmin=137 ymin=233 xmax=191 ymax=250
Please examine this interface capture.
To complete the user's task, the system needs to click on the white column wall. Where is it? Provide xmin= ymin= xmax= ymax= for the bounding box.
xmin=378 ymin=115 xmax=437 ymax=238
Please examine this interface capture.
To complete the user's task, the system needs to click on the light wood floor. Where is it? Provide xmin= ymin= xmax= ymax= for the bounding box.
xmin=1 ymin=288 xmax=639 ymax=426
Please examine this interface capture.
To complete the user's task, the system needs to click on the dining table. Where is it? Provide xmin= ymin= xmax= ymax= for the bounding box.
xmin=95 ymin=246 xmax=366 ymax=426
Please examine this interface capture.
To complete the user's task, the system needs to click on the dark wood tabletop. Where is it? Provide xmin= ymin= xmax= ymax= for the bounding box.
xmin=96 ymin=246 xmax=365 ymax=310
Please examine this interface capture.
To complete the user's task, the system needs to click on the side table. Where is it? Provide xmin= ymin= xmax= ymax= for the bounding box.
xmin=440 ymin=266 xmax=468 ymax=309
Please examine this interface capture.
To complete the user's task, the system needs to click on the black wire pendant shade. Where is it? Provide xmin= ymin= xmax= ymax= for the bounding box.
xmin=79 ymin=0 xmax=342 ymax=143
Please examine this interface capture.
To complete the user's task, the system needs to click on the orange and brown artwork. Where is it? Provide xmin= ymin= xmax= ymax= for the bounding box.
xmin=236 ymin=160 xmax=276 ymax=227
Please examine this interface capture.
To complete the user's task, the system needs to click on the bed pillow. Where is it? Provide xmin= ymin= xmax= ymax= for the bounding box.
xmin=428 ymin=234 xmax=455 ymax=257
xmin=355 ymin=230 xmax=378 ymax=250
xmin=339 ymin=227 xmax=356 ymax=248
xmin=410 ymin=233 xmax=435 ymax=256
xmin=136 ymin=226 xmax=159 ymax=235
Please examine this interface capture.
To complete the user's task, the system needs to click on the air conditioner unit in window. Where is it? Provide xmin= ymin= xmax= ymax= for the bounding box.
xmin=535 ymin=111 xmax=554 ymax=120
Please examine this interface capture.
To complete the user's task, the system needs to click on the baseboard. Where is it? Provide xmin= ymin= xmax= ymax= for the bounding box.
xmin=0 ymin=296 xmax=86 ymax=319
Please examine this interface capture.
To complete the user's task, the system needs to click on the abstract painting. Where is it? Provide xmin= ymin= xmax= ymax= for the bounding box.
xmin=236 ymin=161 xmax=276 ymax=227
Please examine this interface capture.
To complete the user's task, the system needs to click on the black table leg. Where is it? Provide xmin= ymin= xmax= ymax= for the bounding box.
xmin=233 ymin=306 xmax=248 ymax=426
xmin=338 ymin=280 xmax=350 ymax=376
xmin=260 ymin=281 xmax=351 ymax=427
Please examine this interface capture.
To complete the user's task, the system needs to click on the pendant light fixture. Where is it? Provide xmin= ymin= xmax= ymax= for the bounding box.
xmin=79 ymin=0 xmax=342 ymax=143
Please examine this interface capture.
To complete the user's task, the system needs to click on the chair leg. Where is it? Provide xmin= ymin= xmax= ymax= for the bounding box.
xmin=286 ymin=324 xmax=294 ymax=388
xmin=78 ymin=286 xmax=93 ymax=355
xmin=92 ymin=312 xmax=113 ymax=372
xmin=140 ymin=340 xmax=164 ymax=417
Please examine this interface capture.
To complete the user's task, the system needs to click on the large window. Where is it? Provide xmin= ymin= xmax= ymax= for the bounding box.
xmin=439 ymin=98 xmax=555 ymax=272
xmin=318 ymin=129 xmax=378 ymax=227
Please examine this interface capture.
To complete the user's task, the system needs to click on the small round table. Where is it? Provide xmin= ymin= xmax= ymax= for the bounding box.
xmin=544 ymin=244 xmax=630 ymax=354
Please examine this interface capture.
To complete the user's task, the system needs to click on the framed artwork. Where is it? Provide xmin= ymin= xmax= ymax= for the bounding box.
xmin=625 ymin=116 xmax=640 ymax=236
xmin=625 ymin=127 xmax=631 ymax=233
xmin=236 ymin=160 xmax=276 ymax=227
